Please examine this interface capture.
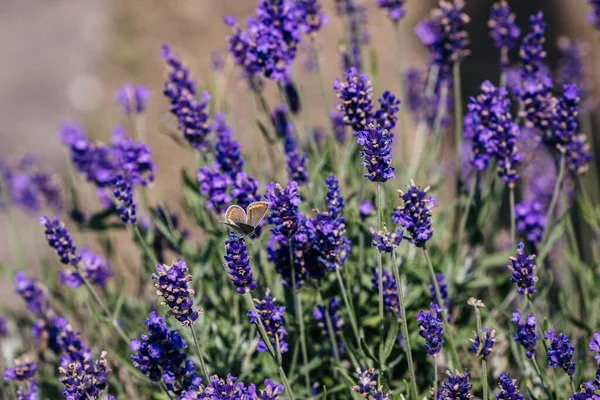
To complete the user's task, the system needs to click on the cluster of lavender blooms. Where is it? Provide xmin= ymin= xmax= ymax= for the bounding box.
xmin=352 ymin=368 xmax=391 ymax=400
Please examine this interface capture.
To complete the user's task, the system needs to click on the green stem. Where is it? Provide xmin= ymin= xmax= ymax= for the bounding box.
xmin=433 ymin=355 xmax=438 ymax=397
xmin=457 ymin=173 xmax=478 ymax=247
xmin=376 ymin=183 xmax=385 ymax=376
xmin=160 ymin=382 xmax=175 ymax=400
xmin=531 ymin=357 xmax=556 ymax=400
xmin=571 ymin=376 xmax=576 ymax=394
xmin=188 ymin=323 xmax=210 ymax=382
xmin=392 ymin=21 xmax=408 ymax=163
xmin=423 ymin=248 xmax=461 ymax=370
xmin=473 ymin=306 xmax=488 ymax=400
xmin=134 ymin=225 xmax=160 ymax=267
xmin=335 ymin=268 xmax=361 ymax=349
xmin=319 ymin=290 xmax=341 ymax=374
xmin=541 ymin=152 xmax=566 ymax=245
xmin=453 ymin=62 xmax=464 ymax=186
xmin=391 ymin=251 xmax=419 ymax=399
xmin=509 ymin=185 xmax=516 ymax=248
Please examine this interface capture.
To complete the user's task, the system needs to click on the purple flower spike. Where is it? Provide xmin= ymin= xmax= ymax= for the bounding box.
xmin=58 ymin=351 xmax=110 ymax=400
xmin=488 ymin=1 xmax=520 ymax=53
xmin=587 ymin=0 xmax=600 ymax=33
xmin=224 ymin=234 xmax=257 ymax=294
xmin=231 ymin=172 xmax=262 ymax=209
xmin=515 ymin=201 xmax=546 ymax=246
xmin=545 ymin=329 xmax=576 ymax=376
xmin=40 ymin=216 xmax=81 ymax=266
xmin=112 ymin=175 xmax=136 ymax=224
xmin=265 ymin=181 xmax=302 ymax=239
xmin=260 ymin=379 xmax=285 ymax=400
xmin=507 ymin=243 xmax=537 ymax=295
xmin=497 ymin=373 xmax=523 ymax=400
xmin=589 ymin=332 xmax=600 ymax=364
xmin=359 ymin=200 xmax=373 ymax=220
xmin=370 ymin=227 xmax=403 ymax=253
xmin=116 ymin=84 xmax=150 ymax=116
xmin=356 ymin=123 xmax=395 ymax=183
xmin=4 ymin=360 xmax=37 ymax=381
xmin=197 ymin=163 xmax=232 ymax=215
xmin=512 ymin=310 xmax=538 ymax=359
xmin=60 ymin=246 xmax=113 ymax=289
xmin=152 ymin=259 xmax=201 ymax=326
xmin=296 ymin=0 xmax=327 ymax=35
xmin=333 ymin=67 xmax=374 ymax=132
xmin=374 ymin=90 xmax=400 ymax=133
xmin=14 ymin=272 xmax=49 ymax=316
xmin=416 ymin=302 xmax=444 ymax=356
xmin=352 ymin=368 xmax=392 ymax=399
xmin=374 ymin=0 xmax=406 ymax=22
xmin=247 ymin=289 xmax=288 ymax=354
xmin=314 ymin=297 xmax=344 ymax=355
xmin=373 ymin=268 xmax=400 ymax=319
xmin=439 ymin=369 xmax=473 ymax=399
xmin=469 ymin=328 xmax=496 ymax=359
xmin=393 ymin=182 xmax=435 ymax=248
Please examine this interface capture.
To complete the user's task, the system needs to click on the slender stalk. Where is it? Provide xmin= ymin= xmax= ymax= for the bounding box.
xmin=570 ymin=376 xmax=576 ymax=394
xmin=289 ymin=242 xmax=311 ymax=394
xmin=134 ymin=225 xmax=160 ymax=267
xmin=335 ymin=268 xmax=361 ymax=349
xmin=392 ymin=22 xmax=408 ymax=163
xmin=391 ymin=251 xmax=419 ymax=399
xmin=311 ymin=37 xmax=333 ymax=137
xmin=375 ymin=183 xmax=385 ymax=377
xmin=188 ymin=323 xmax=210 ymax=382
xmin=319 ymin=290 xmax=341 ymax=373
xmin=433 ymin=355 xmax=438 ymax=397
xmin=423 ymin=248 xmax=461 ymax=369
xmin=499 ymin=48 xmax=508 ymax=89
xmin=244 ymin=292 xmax=296 ymax=400
xmin=457 ymin=173 xmax=478 ymax=247
xmin=540 ymin=152 xmax=566 ymax=245
xmin=160 ymin=382 xmax=175 ymax=400
xmin=473 ymin=306 xmax=488 ymax=400
xmin=531 ymin=357 xmax=556 ymax=400
xmin=509 ymin=185 xmax=516 ymax=248
xmin=453 ymin=62 xmax=464 ymax=185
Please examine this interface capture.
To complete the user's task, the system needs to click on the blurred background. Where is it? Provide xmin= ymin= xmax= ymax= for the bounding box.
xmin=0 ymin=0 xmax=598 ymax=303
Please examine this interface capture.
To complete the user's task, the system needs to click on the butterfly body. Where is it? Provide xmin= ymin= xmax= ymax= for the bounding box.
xmin=222 ymin=201 xmax=269 ymax=237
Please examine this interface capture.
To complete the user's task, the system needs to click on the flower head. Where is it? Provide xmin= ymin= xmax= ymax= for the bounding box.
xmin=260 ymin=379 xmax=285 ymax=400
xmin=197 ymin=163 xmax=232 ymax=215
xmin=189 ymin=374 xmax=256 ymax=399
xmin=511 ymin=310 xmax=538 ymax=359
xmin=373 ymin=268 xmax=400 ymax=319
xmin=589 ymin=332 xmax=600 ymax=364
xmin=231 ymin=172 xmax=262 ymax=209
xmin=111 ymin=128 xmax=155 ymax=186
xmin=370 ymin=227 xmax=403 ymax=253
xmin=265 ymin=181 xmax=302 ymax=239
xmin=439 ymin=369 xmax=473 ymax=399
xmin=296 ymin=0 xmax=327 ymax=35
xmin=515 ymin=201 xmax=546 ymax=247
xmin=469 ymin=328 xmax=496 ymax=359
xmin=214 ymin=113 xmax=245 ymax=179
xmin=359 ymin=200 xmax=374 ymax=220
xmin=374 ymin=0 xmax=406 ymax=22
xmin=374 ymin=90 xmax=400 ymax=133
xmin=488 ymin=1 xmax=520 ymax=52
xmin=545 ymin=329 xmax=576 ymax=376
xmin=325 ymin=174 xmax=344 ymax=218
xmin=356 ymin=123 xmax=395 ymax=183
xmin=352 ymin=368 xmax=392 ymax=400
xmin=14 ymin=272 xmax=49 ymax=316
xmin=247 ymin=289 xmax=288 ymax=354
xmin=569 ymin=381 xmax=600 ymax=400
xmin=417 ymin=302 xmax=445 ymax=356
xmin=4 ymin=360 xmax=37 ymax=381
xmin=161 ymin=44 xmax=211 ymax=149
xmin=520 ymin=12 xmax=547 ymax=78
xmin=330 ymin=110 xmax=348 ymax=144
xmin=393 ymin=182 xmax=435 ymax=248
xmin=587 ymin=0 xmax=600 ymax=33
xmin=496 ymin=373 xmax=523 ymax=400
xmin=305 ymin=210 xmax=351 ymax=273
xmin=32 ymin=315 xmax=66 ymax=354
xmin=507 ymin=243 xmax=537 ymax=295
xmin=152 ymin=259 xmax=201 ymax=326
xmin=557 ymin=37 xmax=595 ymax=112
xmin=40 ymin=216 xmax=80 ymax=265
xmin=333 ymin=67 xmax=374 ymax=132
xmin=115 ymin=84 xmax=150 ymax=116
xmin=224 ymin=234 xmax=257 ymax=294
xmin=58 ymin=351 xmax=110 ymax=400
xmin=112 ymin=175 xmax=136 ymax=224
xmin=59 ymin=247 xmax=113 ymax=289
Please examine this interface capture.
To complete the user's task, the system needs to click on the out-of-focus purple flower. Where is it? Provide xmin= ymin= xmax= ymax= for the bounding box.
xmin=497 ymin=373 xmax=523 ymax=400
xmin=0 ymin=316 xmax=7 ymax=337
xmin=370 ymin=227 xmax=403 ymax=253
xmin=59 ymin=247 xmax=113 ymax=289
xmin=58 ymin=350 xmax=110 ymax=400
xmin=589 ymin=332 xmax=600 ymax=364
xmin=507 ymin=243 xmax=537 ymax=295
xmin=296 ymin=0 xmax=328 ymax=35
xmin=213 ymin=113 xmax=245 ymax=178
xmin=266 ymin=233 xmax=308 ymax=289
xmin=211 ymin=50 xmax=224 ymax=72
xmin=260 ymin=379 xmax=285 ymax=400
xmin=586 ymin=0 xmax=600 ymax=33
xmin=131 ymin=311 xmax=202 ymax=396
xmin=566 ymin=134 xmax=593 ymax=175
xmin=224 ymin=234 xmax=257 ymax=294
xmin=374 ymin=0 xmax=406 ymax=22
xmin=520 ymin=12 xmax=547 ymax=78
xmin=330 ymin=110 xmax=348 ymax=144
xmin=374 ymin=90 xmax=400 ymax=133
xmin=439 ymin=370 xmax=473 ymax=399
xmin=16 ymin=379 xmax=39 ymax=400
xmin=359 ymin=200 xmax=373 ymax=220
xmin=231 ymin=172 xmax=262 ymax=209
xmin=515 ymin=201 xmax=546 ymax=247
xmin=116 ymin=84 xmax=150 ymax=116
xmin=248 ymin=289 xmax=288 ymax=354
xmin=265 ymin=181 xmax=301 ymax=239
xmin=393 ymin=183 xmax=435 ymax=248
xmin=184 ymin=374 xmax=257 ymax=399
xmin=545 ymin=329 xmax=576 ymax=376
xmin=570 ymin=381 xmax=600 ymax=400
xmin=112 ymin=175 xmax=136 ymax=224
xmin=325 ymin=174 xmax=344 ymax=218
xmin=429 ymin=273 xmax=451 ymax=322
xmin=335 ymin=0 xmax=370 ymax=71
xmin=152 ymin=259 xmax=200 ymax=326
xmin=352 ymin=368 xmax=392 ymax=399
xmin=415 ymin=0 xmax=470 ymax=78
xmin=469 ymin=328 xmax=496 ymax=359
xmin=548 ymin=84 xmax=580 ymax=146
xmin=512 ymin=310 xmax=538 ymax=359
xmin=39 ymin=216 xmax=80 ymax=266
xmin=557 ymin=37 xmax=595 ymax=112
xmin=272 ymin=105 xmax=308 ymax=184
xmin=161 ymin=44 xmax=212 ymax=149
xmin=32 ymin=315 xmax=66 ymax=354
xmin=4 ymin=360 xmax=37 ymax=381
xmin=404 ymin=67 xmax=452 ymax=130
xmin=373 ymin=268 xmax=400 ymax=319
xmin=356 ymin=123 xmax=395 ymax=182
xmin=313 ymin=297 xmax=344 ymax=355
xmin=305 ymin=208 xmax=351 ymax=273
xmin=463 ymin=80 xmax=521 ymax=186
xmin=416 ymin=302 xmax=444 ymax=356
xmin=59 ymin=323 xmax=93 ymax=367
xmin=197 ymin=163 xmax=232 ymax=215
xmin=333 ymin=67 xmax=374 ymax=132
xmin=488 ymin=1 xmax=520 ymax=53
xmin=111 ymin=127 xmax=155 ymax=186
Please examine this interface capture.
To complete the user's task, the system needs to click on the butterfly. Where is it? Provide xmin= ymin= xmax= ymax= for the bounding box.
xmin=222 ymin=201 xmax=270 ymax=237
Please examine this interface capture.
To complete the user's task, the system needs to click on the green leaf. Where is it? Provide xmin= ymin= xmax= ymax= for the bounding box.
xmin=182 ymin=168 xmax=199 ymax=192
xmin=382 ymin=321 xmax=399 ymax=363
xmin=256 ymin=120 xmax=275 ymax=144
xmin=335 ymin=367 xmax=356 ymax=387
xmin=360 ymin=337 xmax=378 ymax=363
xmin=538 ymin=214 xmax=566 ymax=262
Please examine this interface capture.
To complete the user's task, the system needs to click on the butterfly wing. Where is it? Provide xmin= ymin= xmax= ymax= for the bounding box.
xmin=222 ymin=221 xmax=245 ymax=235
xmin=224 ymin=205 xmax=248 ymax=225
xmin=246 ymin=201 xmax=270 ymax=228
xmin=235 ymin=223 xmax=257 ymax=236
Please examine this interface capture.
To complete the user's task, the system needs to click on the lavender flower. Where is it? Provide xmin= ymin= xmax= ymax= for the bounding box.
xmin=4 ymin=360 xmax=37 ymax=381
xmin=330 ymin=110 xmax=348 ymax=144
xmin=587 ymin=0 xmax=600 ymax=33
xmin=188 ymin=374 xmax=257 ymax=398
xmin=265 ymin=181 xmax=302 ymax=239
xmin=266 ymin=232 xmax=308 ymax=289
xmin=283 ymin=134 xmax=308 ymax=185
xmin=325 ymin=174 xmax=344 ymax=217
xmin=161 ymin=44 xmax=211 ymax=149
xmin=372 ymin=268 xmax=400 ymax=319
xmin=32 ymin=315 xmax=66 ymax=354
xmin=356 ymin=123 xmax=395 ymax=182
xmin=548 ymin=84 xmax=580 ymax=146
xmin=374 ymin=90 xmax=400 ymax=133
xmin=231 ymin=172 xmax=262 ymax=209
xmin=374 ymin=0 xmax=406 ymax=22
xmin=111 ymin=127 xmax=155 ymax=186
xmin=359 ymin=200 xmax=373 ymax=219
xmin=566 ymin=134 xmax=593 ymax=175
xmin=589 ymin=332 xmax=600 ymax=363
xmin=260 ymin=379 xmax=285 ymax=400
xmin=130 ymin=311 xmax=202 ymax=395
xmin=115 ymin=84 xmax=150 ymax=116
xmin=404 ymin=67 xmax=452 ymax=130
xmin=247 ymin=289 xmax=288 ymax=354
xmin=393 ymin=182 xmax=435 ymax=248
xmin=152 ymin=259 xmax=200 ymax=326
xmin=14 ymin=272 xmax=49 ymax=316
xmin=545 ymin=329 xmax=576 ymax=376
xmin=214 ymin=113 xmax=245 ymax=178
xmin=333 ymin=67 xmax=374 ymax=132
xmin=296 ymin=0 xmax=327 ymax=36
xmin=416 ymin=302 xmax=444 ymax=356
xmin=429 ymin=273 xmax=451 ymax=322
xmin=305 ymin=208 xmax=351 ymax=273
xmin=507 ymin=243 xmax=537 ymax=295
xmin=439 ymin=369 xmax=473 ymax=399
xmin=496 ymin=373 xmax=523 ymax=400
xmin=520 ymin=12 xmax=547 ymax=78
xmin=335 ymin=1 xmax=370 ymax=71
xmin=197 ymin=163 xmax=232 ymax=215
xmin=415 ymin=0 xmax=470 ymax=78
xmin=59 ymin=247 xmax=113 ymax=289
xmin=488 ymin=1 xmax=520 ymax=53
xmin=59 ymin=323 xmax=93 ymax=367
xmin=352 ymin=368 xmax=392 ymax=399
xmin=313 ymin=297 xmax=344 ymax=354
xmin=39 ymin=216 xmax=80 ymax=265
xmin=512 ymin=310 xmax=538 ymax=359
xmin=570 ymin=381 xmax=600 ymax=400
xmin=557 ymin=37 xmax=595 ymax=111
xmin=112 ymin=175 xmax=136 ymax=224
xmin=224 ymin=234 xmax=257 ymax=294
xmin=16 ymin=380 xmax=39 ymax=400
xmin=515 ymin=201 xmax=546 ymax=246
xmin=58 ymin=351 xmax=110 ymax=400
xmin=469 ymin=328 xmax=496 ymax=359
xmin=370 ymin=227 xmax=403 ymax=253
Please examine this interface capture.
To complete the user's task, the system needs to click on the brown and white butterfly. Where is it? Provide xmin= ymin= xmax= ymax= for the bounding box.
xmin=222 ymin=201 xmax=270 ymax=236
